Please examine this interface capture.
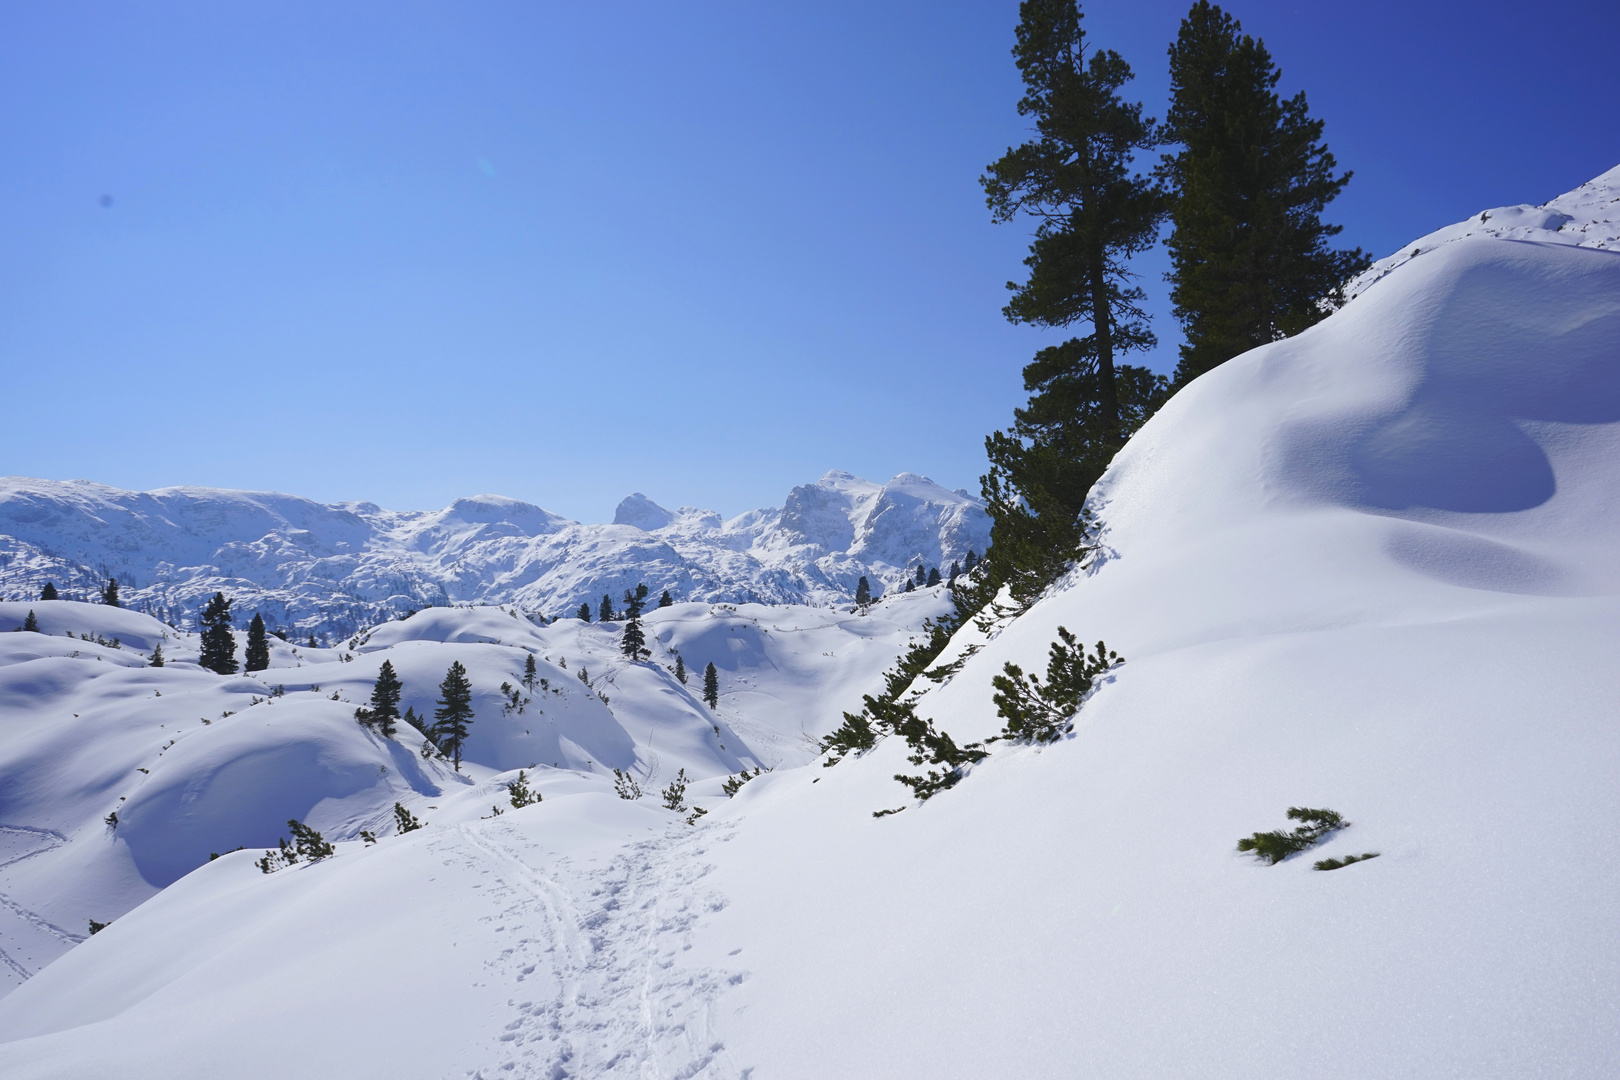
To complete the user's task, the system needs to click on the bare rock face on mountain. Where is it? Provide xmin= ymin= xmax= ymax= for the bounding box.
xmin=0 ymin=471 xmax=989 ymax=638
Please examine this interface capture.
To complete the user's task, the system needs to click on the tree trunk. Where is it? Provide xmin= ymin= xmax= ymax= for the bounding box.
xmin=1089 ymin=255 xmax=1121 ymax=445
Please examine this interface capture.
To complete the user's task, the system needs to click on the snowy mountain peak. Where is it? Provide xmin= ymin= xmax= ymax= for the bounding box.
xmin=612 ymin=493 xmax=676 ymax=531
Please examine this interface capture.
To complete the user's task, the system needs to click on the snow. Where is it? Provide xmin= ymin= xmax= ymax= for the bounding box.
xmin=0 ymin=164 xmax=1618 ymax=1078
xmin=0 ymin=470 xmax=989 ymax=640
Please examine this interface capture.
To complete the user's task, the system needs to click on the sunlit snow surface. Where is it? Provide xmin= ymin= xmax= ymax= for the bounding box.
xmin=2 ymin=166 xmax=1619 ymax=1078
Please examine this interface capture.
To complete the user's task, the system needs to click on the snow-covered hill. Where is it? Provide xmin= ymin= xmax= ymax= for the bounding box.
xmin=0 ymin=471 xmax=989 ymax=640
xmin=0 ymin=165 xmax=1616 ymax=1079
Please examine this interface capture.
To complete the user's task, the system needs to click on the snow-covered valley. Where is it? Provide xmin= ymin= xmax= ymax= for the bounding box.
xmin=0 ymin=165 xmax=1616 ymax=1078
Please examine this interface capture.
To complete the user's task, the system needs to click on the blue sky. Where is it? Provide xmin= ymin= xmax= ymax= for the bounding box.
xmin=2 ymin=0 xmax=1615 ymax=521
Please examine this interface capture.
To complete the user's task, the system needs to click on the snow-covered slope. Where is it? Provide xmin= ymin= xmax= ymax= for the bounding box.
xmin=0 ymin=471 xmax=988 ymax=639
xmin=0 ymin=588 xmax=951 ymax=996
xmin=1 ymin=165 xmax=1616 ymax=1079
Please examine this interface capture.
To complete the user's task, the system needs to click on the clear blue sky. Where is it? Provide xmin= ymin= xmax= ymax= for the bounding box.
xmin=2 ymin=1 xmax=1615 ymax=521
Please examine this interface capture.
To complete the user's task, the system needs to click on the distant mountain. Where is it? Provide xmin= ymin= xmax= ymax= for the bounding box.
xmin=0 ymin=471 xmax=989 ymax=638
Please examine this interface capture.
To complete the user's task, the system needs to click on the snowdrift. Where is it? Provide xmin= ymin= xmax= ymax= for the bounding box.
xmin=0 ymin=166 xmax=1616 ymax=1079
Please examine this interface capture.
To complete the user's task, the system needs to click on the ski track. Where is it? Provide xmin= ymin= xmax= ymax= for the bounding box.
xmin=0 ymin=825 xmax=80 ymax=984
xmin=455 ymin=817 xmax=746 ymax=1080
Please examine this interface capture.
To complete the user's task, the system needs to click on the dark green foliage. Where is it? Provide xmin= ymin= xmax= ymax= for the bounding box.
xmin=287 ymin=819 xmax=334 ymax=860
xmin=358 ymin=660 xmax=402 ymax=738
xmin=522 ymin=653 xmax=538 ymax=691
xmin=674 ymin=654 xmax=687 ymax=685
xmin=307 ymin=634 xmax=318 ymax=649
xmin=148 ymin=643 xmax=164 ymax=667
xmin=903 ymin=580 xmax=915 ymax=594
xmin=21 ymin=610 xmax=38 ymax=633
xmin=198 ymin=592 xmax=239 ymax=675
xmin=635 ymin=583 xmax=649 ymax=602
xmin=507 ymin=770 xmax=540 ymax=809
xmin=578 ymin=603 xmax=592 ymax=622
xmin=658 ymin=589 xmax=673 ymax=608
xmin=702 ymin=662 xmax=719 ymax=708
xmin=40 ymin=582 xmax=57 ymax=601
xmin=598 ymin=594 xmax=615 ymax=623
xmin=1314 ymin=852 xmax=1379 ymax=871
xmin=256 ymin=837 xmax=298 ymax=873
xmin=1159 ymin=1 xmax=1369 ymax=386
xmin=1237 ymin=807 xmax=1347 ymax=865
xmin=854 ymin=576 xmax=871 ymax=607
xmin=990 ymin=628 xmax=1122 ymax=743
xmin=244 ymin=613 xmax=270 ymax=672
xmin=981 ymin=0 xmax=1168 ymax=604
xmin=948 ymin=561 xmax=961 ymax=581
xmin=401 ymin=705 xmax=423 ymax=735
xmin=393 ymin=802 xmax=423 ymax=833
xmin=926 ymin=567 xmax=941 ymax=587
xmin=88 ymin=919 xmax=108 ymax=935
xmin=621 ymin=588 xmax=648 ymax=660
xmin=914 ymin=565 xmax=927 ymax=586
xmin=613 ymin=769 xmax=642 ymax=800
xmin=964 ymin=551 xmax=979 ymax=573
xmin=102 ymin=578 xmax=120 ymax=607
xmin=661 ymin=768 xmax=688 ymax=812
xmin=433 ymin=660 xmax=474 ymax=771
xmin=360 ymin=831 xmax=377 ymax=845
xmin=722 ymin=768 xmax=762 ymax=797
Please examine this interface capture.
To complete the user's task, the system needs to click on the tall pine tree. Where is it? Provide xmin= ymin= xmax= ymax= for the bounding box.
xmin=702 ymin=662 xmax=719 ymax=709
xmin=620 ymin=587 xmax=647 ymax=660
xmin=598 ymin=594 xmax=615 ymax=623
xmin=40 ymin=582 xmax=58 ymax=601
xmin=198 ymin=592 xmax=239 ymax=675
xmin=1159 ymin=1 xmax=1368 ymax=386
xmin=982 ymin=0 xmax=1168 ymax=605
xmin=101 ymin=578 xmax=120 ymax=607
xmin=433 ymin=661 xmax=474 ymax=771
xmin=363 ymin=659 xmax=403 ymax=738
xmin=855 ymin=576 xmax=872 ymax=607
xmin=244 ymin=613 xmax=270 ymax=672
xmin=22 ymin=610 xmax=38 ymax=632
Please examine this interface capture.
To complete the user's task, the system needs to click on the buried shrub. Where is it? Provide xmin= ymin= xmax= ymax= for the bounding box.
xmin=1237 ymin=807 xmax=1347 ymax=865
xmin=1314 ymin=852 xmax=1380 ymax=871
xmin=989 ymin=627 xmax=1123 ymax=744
xmin=507 ymin=770 xmax=541 ymax=809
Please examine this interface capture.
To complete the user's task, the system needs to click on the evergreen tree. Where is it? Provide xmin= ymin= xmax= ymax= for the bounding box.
xmin=198 ymin=592 xmax=239 ymax=675
xmin=621 ymin=611 xmax=647 ymax=660
xmin=674 ymin=654 xmax=687 ymax=684
xmin=364 ymin=660 xmax=403 ymax=738
xmin=307 ymin=634 xmax=318 ymax=649
xmin=522 ymin=652 xmax=538 ymax=691
xmin=982 ymin=0 xmax=1168 ymax=604
xmin=40 ymin=582 xmax=57 ymax=601
xmin=927 ymin=567 xmax=942 ymax=587
xmin=855 ymin=576 xmax=872 ymax=607
xmin=148 ymin=642 xmax=164 ymax=667
xmin=635 ymin=583 xmax=649 ymax=602
xmin=914 ymin=565 xmax=927 ymax=586
xmin=598 ymin=594 xmax=615 ymax=622
xmin=658 ymin=589 xmax=673 ymax=608
xmin=949 ymin=561 xmax=962 ymax=582
xmin=1159 ymin=1 xmax=1368 ymax=386
xmin=22 ymin=610 xmax=38 ymax=633
xmin=904 ymin=580 xmax=915 ymax=594
xmin=101 ymin=578 xmax=120 ymax=607
xmin=578 ymin=602 xmax=592 ymax=622
xmin=702 ymin=662 xmax=719 ymax=709
xmin=244 ymin=613 xmax=270 ymax=672
xmin=433 ymin=661 xmax=474 ymax=771
xmin=964 ymin=550 xmax=980 ymax=573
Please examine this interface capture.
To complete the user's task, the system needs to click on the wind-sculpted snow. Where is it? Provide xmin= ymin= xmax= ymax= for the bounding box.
xmin=0 ymin=471 xmax=989 ymax=641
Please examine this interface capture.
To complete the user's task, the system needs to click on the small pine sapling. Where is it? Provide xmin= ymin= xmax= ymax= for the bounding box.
xmin=393 ymin=802 xmax=424 ymax=833
xmin=360 ymin=830 xmax=377 ymax=845
xmin=612 ymin=769 xmax=643 ymax=800
xmin=1237 ymin=807 xmax=1348 ymax=865
xmin=22 ymin=610 xmax=39 ymax=632
xmin=674 ymin=654 xmax=687 ymax=684
xmin=659 ymin=589 xmax=673 ymax=608
xmin=702 ymin=662 xmax=719 ymax=709
xmin=1314 ymin=851 xmax=1380 ymax=871
xmin=685 ymin=805 xmax=707 ymax=825
xmin=149 ymin=643 xmax=164 ymax=667
xmin=88 ymin=919 xmax=108 ymax=935
xmin=722 ymin=768 xmax=762 ymax=796
xmin=507 ymin=770 xmax=541 ymax=809
xmin=990 ymin=628 xmax=1122 ymax=744
xmin=662 ymin=768 xmax=689 ymax=812
xmin=287 ymin=819 xmax=334 ymax=861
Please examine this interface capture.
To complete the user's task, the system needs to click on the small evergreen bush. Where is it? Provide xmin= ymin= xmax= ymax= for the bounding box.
xmin=1237 ymin=807 xmax=1348 ymax=865
xmin=393 ymin=802 xmax=424 ymax=834
xmin=989 ymin=628 xmax=1122 ymax=744
xmin=613 ymin=769 xmax=643 ymax=800
xmin=1314 ymin=851 xmax=1380 ymax=871
xmin=507 ymin=770 xmax=540 ymax=809
xmin=722 ymin=768 xmax=762 ymax=797
xmin=21 ymin=610 xmax=38 ymax=632
xmin=662 ymin=768 xmax=688 ymax=812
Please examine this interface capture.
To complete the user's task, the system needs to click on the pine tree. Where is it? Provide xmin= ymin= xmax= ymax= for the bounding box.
xmin=578 ymin=602 xmax=592 ymax=622
xmin=702 ymin=662 xmax=719 ymax=709
xmin=40 ymin=582 xmax=57 ymax=601
xmin=101 ymin=578 xmax=120 ymax=607
xmin=981 ymin=0 xmax=1168 ymax=604
xmin=904 ymin=580 xmax=915 ymax=593
xmin=964 ymin=550 xmax=980 ymax=573
xmin=674 ymin=654 xmax=687 ymax=684
xmin=1159 ymin=1 xmax=1369 ymax=386
xmin=598 ymin=594 xmax=615 ymax=623
xmin=635 ymin=583 xmax=649 ymax=602
xmin=914 ymin=565 xmax=926 ymax=586
xmin=522 ymin=652 xmax=538 ymax=691
xmin=855 ymin=576 xmax=872 ymax=607
xmin=621 ymin=610 xmax=647 ymax=660
xmin=658 ymin=589 xmax=673 ymax=608
xmin=433 ymin=661 xmax=474 ymax=771
xmin=244 ymin=613 xmax=270 ymax=672
xmin=949 ymin=561 xmax=962 ymax=581
xmin=927 ymin=567 xmax=942 ymax=587
xmin=22 ymin=610 xmax=39 ymax=633
xmin=363 ymin=660 xmax=403 ymax=738
xmin=662 ymin=768 xmax=689 ymax=812
xmin=307 ymin=634 xmax=318 ymax=649
xmin=149 ymin=643 xmax=164 ymax=667
xmin=198 ymin=592 xmax=239 ymax=675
